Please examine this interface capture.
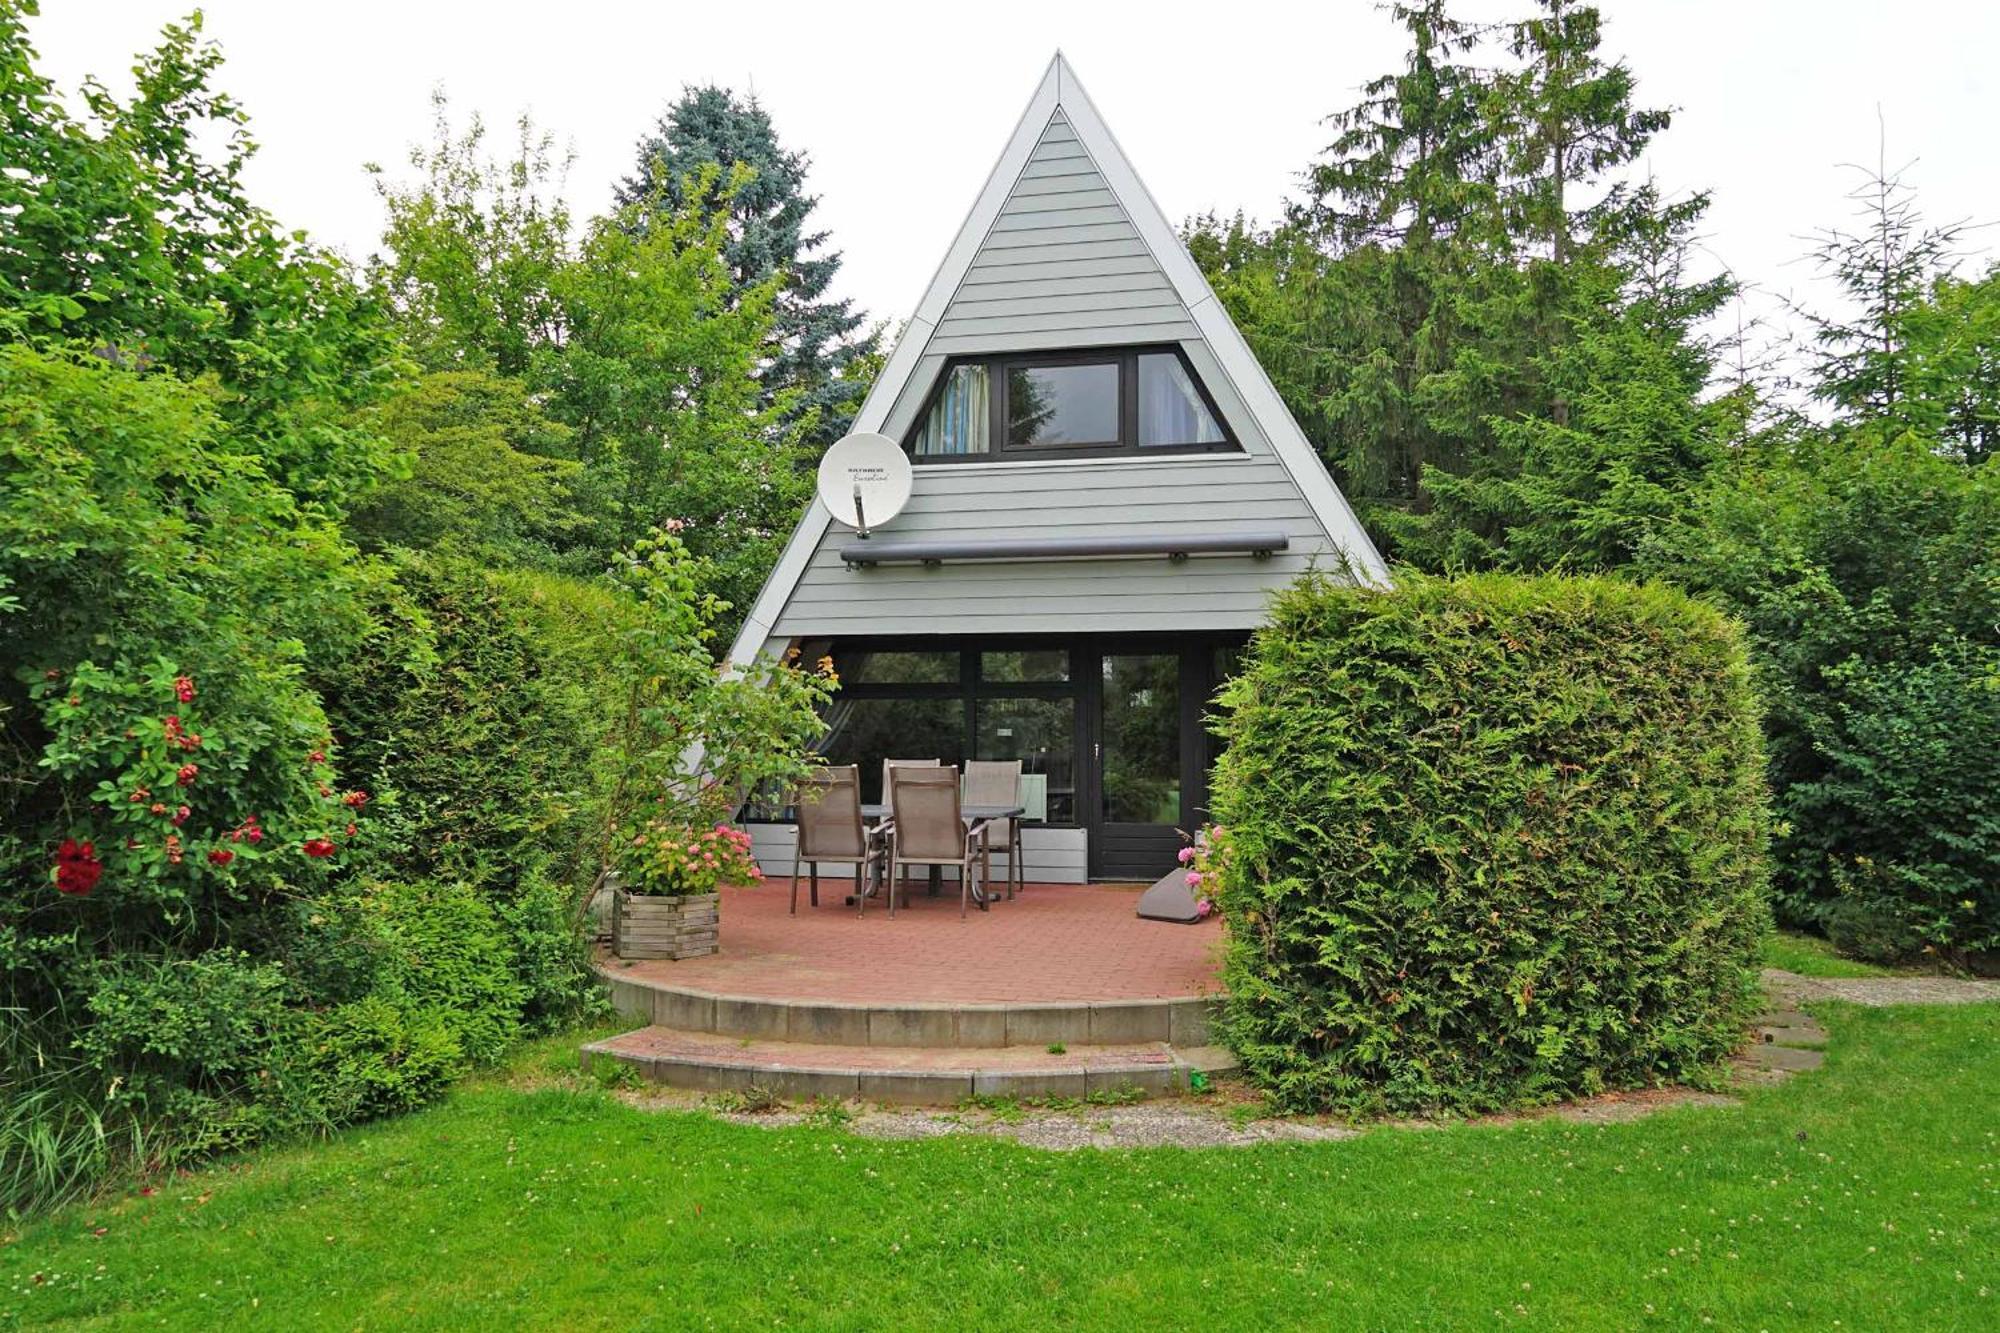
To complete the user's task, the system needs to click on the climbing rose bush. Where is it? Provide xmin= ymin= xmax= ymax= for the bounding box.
xmin=30 ymin=660 xmax=363 ymax=900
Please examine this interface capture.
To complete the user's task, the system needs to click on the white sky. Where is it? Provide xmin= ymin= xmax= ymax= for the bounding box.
xmin=26 ymin=1 xmax=2000 ymax=369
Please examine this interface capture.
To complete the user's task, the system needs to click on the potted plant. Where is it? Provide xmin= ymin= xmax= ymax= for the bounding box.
xmin=611 ymin=821 xmax=761 ymax=960
xmin=581 ymin=527 xmax=836 ymax=958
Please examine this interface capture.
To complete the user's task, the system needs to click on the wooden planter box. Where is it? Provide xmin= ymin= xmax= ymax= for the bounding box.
xmin=612 ymin=889 xmax=720 ymax=961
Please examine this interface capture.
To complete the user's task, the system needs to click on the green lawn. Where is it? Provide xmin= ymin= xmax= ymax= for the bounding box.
xmin=5 ymin=1005 xmax=1995 ymax=1331
xmin=1762 ymin=929 xmax=1898 ymax=978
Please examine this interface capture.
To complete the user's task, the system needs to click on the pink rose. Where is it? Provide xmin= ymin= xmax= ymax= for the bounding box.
xmin=1185 ymin=871 xmax=1202 ymax=888
xmin=1177 ymin=847 xmax=1194 ymax=864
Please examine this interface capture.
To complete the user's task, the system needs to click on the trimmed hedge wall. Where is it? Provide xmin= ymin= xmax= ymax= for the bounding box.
xmin=1209 ymin=572 xmax=1771 ymax=1113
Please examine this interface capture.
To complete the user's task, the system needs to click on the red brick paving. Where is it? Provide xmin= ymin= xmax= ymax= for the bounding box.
xmin=609 ymin=882 xmax=1223 ymax=1004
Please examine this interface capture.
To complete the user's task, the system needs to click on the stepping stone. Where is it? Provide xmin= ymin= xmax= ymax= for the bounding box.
xmin=1743 ymin=1043 xmax=1825 ymax=1073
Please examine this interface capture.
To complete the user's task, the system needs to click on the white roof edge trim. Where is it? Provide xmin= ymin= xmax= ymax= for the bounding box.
xmin=911 ymin=57 xmax=1064 ymax=328
xmin=727 ymin=52 xmax=1390 ymax=666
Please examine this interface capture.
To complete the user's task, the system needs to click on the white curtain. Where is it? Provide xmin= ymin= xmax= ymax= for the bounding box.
xmin=914 ymin=364 xmax=990 ymax=456
xmin=1137 ymin=353 xmax=1225 ymax=447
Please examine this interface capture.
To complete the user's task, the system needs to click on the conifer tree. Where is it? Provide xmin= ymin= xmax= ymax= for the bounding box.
xmin=619 ymin=87 xmax=879 ymax=448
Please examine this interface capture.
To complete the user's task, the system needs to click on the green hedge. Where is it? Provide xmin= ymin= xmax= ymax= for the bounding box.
xmin=317 ymin=552 xmax=640 ymax=1030
xmin=1209 ymin=572 xmax=1771 ymax=1113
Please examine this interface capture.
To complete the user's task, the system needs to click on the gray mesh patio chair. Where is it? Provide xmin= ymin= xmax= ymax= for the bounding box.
xmin=791 ymin=766 xmax=885 ymax=915
xmin=879 ymin=758 xmax=940 ymax=809
xmin=964 ymin=759 xmax=1025 ymax=900
xmin=886 ymin=765 xmax=989 ymax=919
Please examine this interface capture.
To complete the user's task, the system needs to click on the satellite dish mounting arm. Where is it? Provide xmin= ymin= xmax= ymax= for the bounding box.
xmin=853 ymin=483 xmax=869 ymax=539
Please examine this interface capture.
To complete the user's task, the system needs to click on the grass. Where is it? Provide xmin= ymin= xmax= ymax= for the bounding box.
xmin=4 ymin=1005 xmax=1995 ymax=1330
xmin=1763 ymin=929 xmax=1898 ymax=978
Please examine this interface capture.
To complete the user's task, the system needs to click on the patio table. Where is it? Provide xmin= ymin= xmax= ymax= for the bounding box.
xmin=855 ymin=803 xmax=1024 ymax=906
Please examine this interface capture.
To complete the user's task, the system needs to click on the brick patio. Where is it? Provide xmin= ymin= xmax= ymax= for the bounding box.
xmin=604 ymin=881 xmax=1223 ymax=1004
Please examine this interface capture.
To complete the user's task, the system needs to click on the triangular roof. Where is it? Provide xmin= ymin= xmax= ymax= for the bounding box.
xmin=727 ymin=53 xmax=1387 ymax=665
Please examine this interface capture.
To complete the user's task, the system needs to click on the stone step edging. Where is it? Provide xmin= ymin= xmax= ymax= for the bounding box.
xmin=582 ymin=1030 xmax=1238 ymax=1105
xmin=600 ymin=966 xmax=1219 ymax=1049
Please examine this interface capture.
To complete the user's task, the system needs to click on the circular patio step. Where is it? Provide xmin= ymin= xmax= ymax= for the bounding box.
xmin=583 ymin=1024 xmax=1237 ymax=1104
xmin=601 ymin=966 xmax=1218 ymax=1049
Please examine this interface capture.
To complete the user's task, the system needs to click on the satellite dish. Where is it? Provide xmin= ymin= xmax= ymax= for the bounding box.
xmin=816 ymin=432 xmax=912 ymax=538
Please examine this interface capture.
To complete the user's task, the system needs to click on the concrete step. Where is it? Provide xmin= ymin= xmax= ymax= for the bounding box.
xmin=603 ymin=968 xmax=1217 ymax=1049
xmin=583 ymin=1024 xmax=1237 ymax=1104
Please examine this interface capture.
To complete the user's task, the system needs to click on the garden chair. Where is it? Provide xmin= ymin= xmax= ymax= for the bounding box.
xmin=885 ymin=765 xmax=989 ymax=919
xmin=878 ymin=758 xmax=940 ymax=810
xmin=964 ymin=759 xmax=1025 ymax=900
xmin=791 ymin=766 xmax=886 ymax=915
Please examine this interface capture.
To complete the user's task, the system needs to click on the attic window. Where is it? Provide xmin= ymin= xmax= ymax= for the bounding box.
xmin=907 ymin=346 xmax=1237 ymax=463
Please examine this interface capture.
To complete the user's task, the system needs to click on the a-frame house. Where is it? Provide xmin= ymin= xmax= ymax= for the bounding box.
xmin=735 ymin=54 xmax=1386 ymax=882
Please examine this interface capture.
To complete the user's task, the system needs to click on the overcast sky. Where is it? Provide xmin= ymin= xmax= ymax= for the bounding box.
xmin=26 ymin=1 xmax=2000 ymax=366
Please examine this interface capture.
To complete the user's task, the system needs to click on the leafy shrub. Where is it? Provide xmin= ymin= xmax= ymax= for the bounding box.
xmin=1209 ymin=571 xmax=1770 ymax=1114
xmin=318 ymin=551 xmax=635 ymax=906
xmin=1646 ymin=433 xmax=1998 ymax=962
xmin=299 ymin=996 xmax=468 ymax=1121
xmin=497 ymin=873 xmax=601 ymax=1033
xmin=362 ymin=879 xmax=525 ymax=1066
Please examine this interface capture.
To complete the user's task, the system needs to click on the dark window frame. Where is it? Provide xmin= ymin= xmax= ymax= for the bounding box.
xmin=903 ymin=344 xmax=1239 ymax=464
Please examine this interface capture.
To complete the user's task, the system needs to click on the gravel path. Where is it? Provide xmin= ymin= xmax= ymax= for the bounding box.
xmin=1762 ymin=967 xmax=2000 ymax=1007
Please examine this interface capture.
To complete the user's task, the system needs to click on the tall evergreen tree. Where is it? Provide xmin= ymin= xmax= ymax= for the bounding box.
xmin=1197 ymin=0 xmax=1725 ymax=570
xmin=1803 ymin=153 xmax=1998 ymax=464
xmin=618 ymin=87 xmax=879 ymax=448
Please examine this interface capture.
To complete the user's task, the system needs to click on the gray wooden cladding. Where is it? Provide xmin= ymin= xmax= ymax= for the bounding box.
xmin=760 ymin=102 xmax=1349 ymax=643
xmin=928 ymin=111 xmax=1196 ymax=356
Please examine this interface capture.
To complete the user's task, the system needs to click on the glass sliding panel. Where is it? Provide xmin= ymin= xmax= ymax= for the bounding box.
xmin=1136 ymin=352 xmax=1226 ymax=447
xmin=980 ymin=649 xmax=1070 ymax=684
xmin=819 ymin=697 xmax=965 ymax=803
xmin=1100 ymin=654 xmax=1181 ymax=824
xmin=975 ymin=697 xmax=1076 ymax=823
xmin=912 ymin=363 xmax=991 ymax=457
xmin=835 ymin=649 xmax=959 ymax=686
xmin=1006 ymin=362 xmax=1119 ymax=448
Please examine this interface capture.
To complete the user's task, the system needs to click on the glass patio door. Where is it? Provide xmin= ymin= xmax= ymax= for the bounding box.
xmin=1090 ymin=652 xmax=1185 ymax=880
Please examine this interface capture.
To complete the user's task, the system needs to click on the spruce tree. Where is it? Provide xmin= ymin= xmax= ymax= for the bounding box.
xmin=619 ymin=87 xmax=879 ymax=448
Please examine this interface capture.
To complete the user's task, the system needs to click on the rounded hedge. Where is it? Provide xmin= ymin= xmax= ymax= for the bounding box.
xmin=1209 ymin=571 xmax=1771 ymax=1113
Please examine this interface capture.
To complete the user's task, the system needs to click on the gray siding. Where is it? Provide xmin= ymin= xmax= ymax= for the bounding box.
xmin=929 ymin=111 xmax=1198 ymax=355
xmin=760 ymin=105 xmax=1348 ymax=645
xmin=768 ymin=452 xmax=1334 ymax=638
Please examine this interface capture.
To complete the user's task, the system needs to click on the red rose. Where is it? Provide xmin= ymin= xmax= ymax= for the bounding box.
xmin=344 ymin=822 xmax=357 ymax=837
xmin=302 ymin=838 xmax=335 ymax=859
xmin=175 ymin=764 xmax=198 ymax=786
xmin=174 ymin=675 xmax=195 ymax=703
xmin=341 ymin=790 xmax=369 ymax=809
xmin=308 ymin=750 xmax=325 ymax=765
xmin=171 ymin=805 xmax=191 ymax=827
xmin=54 ymin=839 xmax=103 ymax=896
xmin=207 ymin=849 xmax=235 ymax=867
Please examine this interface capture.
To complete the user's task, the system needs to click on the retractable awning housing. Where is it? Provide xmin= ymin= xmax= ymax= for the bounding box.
xmin=839 ymin=531 xmax=1290 ymax=568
